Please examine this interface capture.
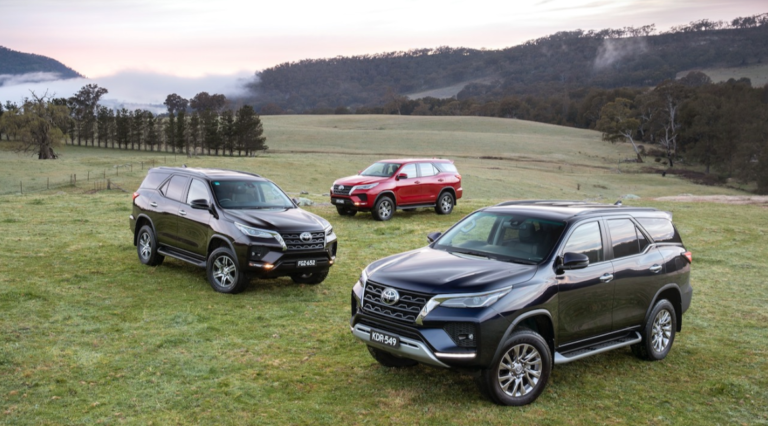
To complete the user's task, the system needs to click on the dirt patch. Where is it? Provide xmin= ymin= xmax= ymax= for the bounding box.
xmin=654 ymin=195 xmax=768 ymax=205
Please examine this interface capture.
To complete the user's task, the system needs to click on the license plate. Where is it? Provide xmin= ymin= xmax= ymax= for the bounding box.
xmin=335 ymin=199 xmax=345 ymax=205
xmin=297 ymin=259 xmax=316 ymax=267
xmin=370 ymin=329 xmax=400 ymax=348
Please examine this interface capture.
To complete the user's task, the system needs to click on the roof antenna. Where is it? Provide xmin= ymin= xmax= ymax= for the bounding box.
xmin=614 ymin=200 xmax=622 ymax=206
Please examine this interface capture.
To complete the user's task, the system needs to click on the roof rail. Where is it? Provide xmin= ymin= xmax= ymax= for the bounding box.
xmin=495 ymin=200 xmax=605 ymax=207
xmin=150 ymin=166 xmax=261 ymax=178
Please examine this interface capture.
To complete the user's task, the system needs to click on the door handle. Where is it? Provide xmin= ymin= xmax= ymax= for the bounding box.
xmin=150 ymin=202 xmax=157 ymax=207
xmin=650 ymin=264 xmax=662 ymax=273
xmin=438 ymin=179 xmax=444 ymax=182
xmin=179 ymin=209 xmax=187 ymax=216
xmin=415 ymin=180 xmax=421 ymax=184
xmin=599 ymin=273 xmax=614 ymax=283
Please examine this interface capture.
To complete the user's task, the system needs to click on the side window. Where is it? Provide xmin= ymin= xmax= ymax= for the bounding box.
xmin=637 ymin=218 xmax=682 ymax=244
xmin=399 ymin=163 xmax=417 ymax=179
xmin=418 ymin=163 xmax=438 ymax=177
xmin=562 ymin=222 xmax=604 ymax=264
xmin=608 ymin=219 xmax=642 ymax=259
xmin=186 ymin=179 xmax=210 ymax=205
xmin=164 ymin=175 xmax=189 ymax=202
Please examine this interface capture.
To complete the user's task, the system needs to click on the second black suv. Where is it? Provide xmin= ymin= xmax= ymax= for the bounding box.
xmin=130 ymin=167 xmax=337 ymax=293
xmin=350 ymin=200 xmax=692 ymax=405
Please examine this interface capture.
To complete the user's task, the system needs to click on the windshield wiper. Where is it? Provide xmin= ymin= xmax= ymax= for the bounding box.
xmin=448 ymin=249 xmax=492 ymax=260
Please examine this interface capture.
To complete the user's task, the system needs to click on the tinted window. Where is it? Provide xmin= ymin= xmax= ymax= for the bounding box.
xmin=212 ymin=180 xmax=293 ymax=209
xmin=435 ymin=163 xmax=458 ymax=173
xmin=418 ymin=163 xmax=438 ymax=177
xmin=399 ymin=164 xmax=417 ymax=179
xmin=165 ymin=175 xmax=189 ymax=202
xmin=361 ymin=162 xmax=401 ymax=177
xmin=140 ymin=171 xmax=171 ymax=189
xmin=186 ymin=179 xmax=210 ymax=205
xmin=608 ymin=219 xmax=642 ymax=259
xmin=563 ymin=222 xmax=603 ymax=264
xmin=637 ymin=218 xmax=682 ymax=243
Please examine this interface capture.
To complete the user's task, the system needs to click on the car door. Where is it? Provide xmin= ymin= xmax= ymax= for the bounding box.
xmin=393 ymin=163 xmax=419 ymax=205
xmin=416 ymin=162 xmax=441 ymax=204
xmin=175 ymin=178 xmax=213 ymax=256
xmin=154 ymin=174 xmax=189 ymax=247
xmin=607 ymin=218 xmax=666 ymax=331
xmin=556 ymin=220 xmax=615 ymax=344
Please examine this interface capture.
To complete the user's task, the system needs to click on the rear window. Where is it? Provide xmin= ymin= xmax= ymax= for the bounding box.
xmin=140 ymin=171 xmax=171 ymax=189
xmin=435 ymin=162 xmax=458 ymax=173
xmin=637 ymin=218 xmax=682 ymax=244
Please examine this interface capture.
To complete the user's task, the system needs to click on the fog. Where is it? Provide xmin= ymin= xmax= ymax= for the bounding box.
xmin=0 ymin=70 xmax=256 ymax=114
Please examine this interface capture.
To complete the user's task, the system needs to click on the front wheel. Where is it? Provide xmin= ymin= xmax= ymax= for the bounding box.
xmin=206 ymin=247 xmax=248 ymax=294
xmin=290 ymin=267 xmax=329 ymax=285
xmin=435 ymin=192 xmax=454 ymax=215
xmin=372 ymin=196 xmax=394 ymax=221
xmin=478 ymin=330 xmax=552 ymax=406
xmin=367 ymin=346 xmax=418 ymax=368
xmin=631 ymin=299 xmax=676 ymax=361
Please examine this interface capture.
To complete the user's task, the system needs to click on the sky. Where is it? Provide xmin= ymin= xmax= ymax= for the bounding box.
xmin=1 ymin=0 xmax=766 ymax=107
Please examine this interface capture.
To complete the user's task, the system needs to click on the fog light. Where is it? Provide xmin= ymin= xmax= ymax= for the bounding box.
xmin=263 ymin=263 xmax=274 ymax=270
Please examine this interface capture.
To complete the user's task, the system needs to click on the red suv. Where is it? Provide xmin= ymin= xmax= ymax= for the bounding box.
xmin=330 ymin=159 xmax=462 ymax=221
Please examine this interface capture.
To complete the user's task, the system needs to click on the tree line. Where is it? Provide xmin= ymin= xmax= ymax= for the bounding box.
xmin=0 ymin=85 xmax=267 ymax=159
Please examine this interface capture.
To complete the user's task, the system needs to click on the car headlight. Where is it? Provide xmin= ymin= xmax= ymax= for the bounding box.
xmin=352 ymin=182 xmax=379 ymax=192
xmin=360 ymin=268 xmax=369 ymax=288
xmin=415 ymin=287 xmax=512 ymax=325
xmin=235 ymin=222 xmax=286 ymax=250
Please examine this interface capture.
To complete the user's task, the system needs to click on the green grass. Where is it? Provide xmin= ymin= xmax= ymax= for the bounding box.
xmin=1 ymin=115 xmax=766 ymax=424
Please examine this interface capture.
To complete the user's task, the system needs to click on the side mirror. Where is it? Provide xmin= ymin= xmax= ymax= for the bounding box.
xmin=191 ymin=199 xmax=210 ymax=210
xmin=358 ymin=170 xmax=362 ymax=175
xmin=427 ymin=231 xmax=442 ymax=243
xmin=561 ymin=252 xmax=589 ymax=270
xmin=396 ymin=173 xmax=408 ymax=180
xmin=292 ymin=198 xmax=299 ymax=205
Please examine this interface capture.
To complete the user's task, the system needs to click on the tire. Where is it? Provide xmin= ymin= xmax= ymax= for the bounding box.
xmin=435 ymin=191 xmax=454 ymax=215
xmin=372 ymin=196 xmax=395 ymax=221
xmin=137 ymin=225 xmax=164 ymax=266
xmin=367 ymin=345 xmax=418 ymax=368
xmin=335 ymin=205 xmax=357 ymax=216
xmin=631 ymin=299 xmax=676 ymax=361
xmin=478 ymin=330 xmax=552 ymax=406
xmin=206 ymin=247 xmax=248 ymax=294
xmin=290 ymin=267 xmax=329 ymax=285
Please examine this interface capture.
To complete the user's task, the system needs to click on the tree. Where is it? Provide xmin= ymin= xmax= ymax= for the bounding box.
xmin=70 ymin=84 xmax=108 ymax=146
xmin=1 ymin=101 xmax=19 ymax=140
xmin=7 ymin=92 xmax=70 ymax=159
xmin=220 ymin=109 xmax=236 ymax=155
xmin=596 ymin=98 xmax=643 ymax=162
xmin=235 ymin=105 xmax=267 ymax=156
xmin=639 ymin=81 xmax=690 ymax=167
xmin=679 ymin=92 xmax=725 ymax=174
xmin=164 ymin=94 xmax=188 ymax=152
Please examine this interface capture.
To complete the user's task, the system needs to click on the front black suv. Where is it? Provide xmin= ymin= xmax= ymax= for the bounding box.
xmin=130 ymin=167 xmax=337 ymax=293
xmin=350 ymin=200 xmax=692 ymax=405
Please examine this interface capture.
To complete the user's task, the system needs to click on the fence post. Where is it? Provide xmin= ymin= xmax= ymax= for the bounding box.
xmin=47 ymin=177 xmax=49 ymax=190
xmin=104 ymin=169 xmax=106 ymax=179
xmin=117 ymin=166 xmax=119 ymax=177
xmin=130 ymin=164 xmax=133 ymax=173
xmin=74 ymin=174 xmax=76 ymax=187
xmin=20 ymin=181 xmax=23 ymax=195
xmin=87 ymin=171 xmax=90 ymax=181
xmin=107 ymin=179 xmax=111 ymax=190
xmin=141 ymin=161 xmax=143 ymax=170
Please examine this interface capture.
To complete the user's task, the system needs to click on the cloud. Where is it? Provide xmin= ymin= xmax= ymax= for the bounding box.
xmin=0 ymin=70 xmax=255 ymax=113
xmin=593 ymin=37 xmax=648 ymax=70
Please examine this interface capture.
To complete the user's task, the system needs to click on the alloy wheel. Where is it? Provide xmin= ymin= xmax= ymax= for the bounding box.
xmin=497 ymin=343 xmax=543 ymax=397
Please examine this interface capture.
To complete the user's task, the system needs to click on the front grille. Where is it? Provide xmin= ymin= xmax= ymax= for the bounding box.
xmin=362 ymin=281 xmax=429 ymax=324
xmin=281 ymin=231 xmax=325 ymax=251
xmin=444 ymin=322 xmax=478 ymax=348
xmin=333 ymin=184 xmax=352 ymax=196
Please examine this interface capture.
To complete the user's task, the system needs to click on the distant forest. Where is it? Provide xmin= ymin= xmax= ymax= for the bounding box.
xmin=0 ymin=46 xmax=82 ymax=80
xmin=245 ymin=14 xmax=768 ymax=114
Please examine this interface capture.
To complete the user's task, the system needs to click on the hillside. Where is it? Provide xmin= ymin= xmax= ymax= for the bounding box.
xmin=0 ymin=45 xmax=82 ymax=82
xmin=245 ymin=14 xmax=768 ymax=112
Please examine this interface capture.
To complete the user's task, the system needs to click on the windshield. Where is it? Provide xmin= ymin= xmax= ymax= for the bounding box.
xmin=360 ymin=162 xmax=401 ymax=177
xmin=211 ymin=180 xmax=294 ymax=209
xmin=434 ymin=211 xmax=566 ymax=263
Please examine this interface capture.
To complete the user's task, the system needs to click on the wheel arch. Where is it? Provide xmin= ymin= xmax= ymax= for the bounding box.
xmin=133 ymin=214 xmax=156 ymax=246
xmin=373 ymin=191 xmax=397 ymax=207
xmin=647 ymin=284 xmax=683 ymax=332
xmin=206 ymin=235 xmax=236 ymax=259
xmin=494 ymin=309 xmax=556 ymax=361
xmin=438 ymin=187 xmax=457 ymax=205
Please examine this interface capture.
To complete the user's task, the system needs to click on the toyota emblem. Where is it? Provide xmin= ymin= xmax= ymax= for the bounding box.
xmin=381 ymin=288 xmax=400 ymax=305
xmin=339 ymin=185 xmax=345 ymax=190
xmin=300 ymin=232 xmax=312 ymax=242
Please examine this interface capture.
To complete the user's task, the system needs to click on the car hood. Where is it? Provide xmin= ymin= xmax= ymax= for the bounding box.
xmin=366 ymin=248 xmax=537 ymax=294
xmin=222 ymin=207 xmax=328 ymax=232
xmin=334 ymin=175 xmax=388 ymax=186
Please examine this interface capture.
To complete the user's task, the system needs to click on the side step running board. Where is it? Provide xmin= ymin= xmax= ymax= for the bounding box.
xmin=554 ymin=332 xmax=642 ymax=364
xmin=158 ymin=248 xmax=207 ymax=268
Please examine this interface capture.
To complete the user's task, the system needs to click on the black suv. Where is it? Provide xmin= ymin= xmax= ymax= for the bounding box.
xmin=350 ymin=200 xmax=692 ymax=405
xmin=130 ymin=167 xmax=337 ymax=293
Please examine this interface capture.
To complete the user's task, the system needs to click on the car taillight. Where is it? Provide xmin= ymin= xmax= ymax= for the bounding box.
xmin=455 ymin=174 xmax=461 ymax=179
xmin=132 ymin=192 xmax=140 ymax=201
xmin=683 ymin=251 xmax=692 ymax=263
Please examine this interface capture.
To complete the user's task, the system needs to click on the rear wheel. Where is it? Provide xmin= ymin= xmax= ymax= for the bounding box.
xmin=335 ymin=205 xmax=357 ymax=216
xmin=206 ymin=247 xmax=248 ymax=294
xmin=290 ymin=267 xmax=329 ymax=285
xmin=367 ymin=346 xmax=418 ymax=368
xmin=631 ymin=299 xmax=676 ymax=361
xmin=478 ymin=330 xmax=552 ymax=406
xmin=372 ymin=196 xmax=395 ymax=221
xmin=435 ymin=191 xmax=454 ymax=215
xmin=137 ymin=225 xmax=164 ymax=266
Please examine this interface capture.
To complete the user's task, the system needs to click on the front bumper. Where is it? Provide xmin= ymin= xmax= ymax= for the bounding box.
xmin=330 ymin=194 xmax=370 ymax=210
xmin=351 ymin=323 xmax=451 ymax=368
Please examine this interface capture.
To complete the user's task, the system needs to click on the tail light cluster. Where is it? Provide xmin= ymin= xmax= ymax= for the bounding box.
xmin=682 ymin=251 xmax=692 ymax=263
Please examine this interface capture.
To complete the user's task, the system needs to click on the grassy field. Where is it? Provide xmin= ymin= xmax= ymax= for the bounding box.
xmin=1 ymin=115 xmax=766 ymax=425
